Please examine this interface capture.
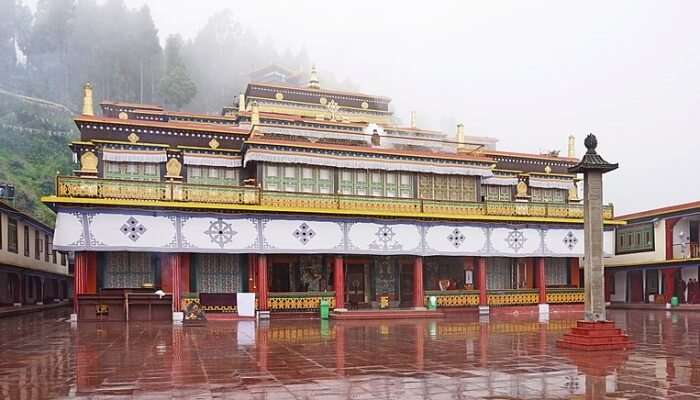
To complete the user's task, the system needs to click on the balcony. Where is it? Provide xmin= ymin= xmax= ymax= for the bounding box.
xmin=52 ymin=176 xmax=614 ymax=221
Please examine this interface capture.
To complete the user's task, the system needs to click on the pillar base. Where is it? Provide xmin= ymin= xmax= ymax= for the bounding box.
xmin=257 ymin=311 xmax=271 ymax=320
xmin=556 ymin=320 xmax=633 ymax=351
xmin=334 ymin=308 xmax=348 ymax=312
xmin=538 ymin=303 xmax=550 ymax=315
xmin=36 ymin=302 xmax=43 ymax=306
xmin=12 ymin=302 xmax=21 ymax=307
xmin=172 ymin=312 xmax=184 ymax=323
xmin=70 ymin=313 xmax=78 ymax=322
xmin=478 ymin=305 xmax=490 ymax=315
xmin=413 ymin=306 xmax=427 ymax=311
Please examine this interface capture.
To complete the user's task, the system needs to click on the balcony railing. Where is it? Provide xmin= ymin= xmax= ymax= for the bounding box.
xmin=54 ymin=176 xmax=614 ymax=220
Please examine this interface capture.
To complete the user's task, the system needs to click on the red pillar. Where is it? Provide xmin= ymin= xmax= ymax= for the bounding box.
xmin=73 ymin=252 xmax=96 ymax=315
xmin=570 ymin=258 xmax=580 ymax=288
xmin=334 ymin=256 xmax=345 ymax=310
xmin=413 ymin=256 xmax=424 ymax=308
xmin=248 ymin=254 xmax=257 ymax=292
xmin=537 ymin=257 xmax=547 ymax=304
xmin=257 ymin=255 xmax=269 ymax=311
xmin=663 ymin=269 xmax=677 ymax=302
xmin=478 ymin=257 xmax=487 ymax=306
xmin=171 ymin=255 xmax=182 ymax=312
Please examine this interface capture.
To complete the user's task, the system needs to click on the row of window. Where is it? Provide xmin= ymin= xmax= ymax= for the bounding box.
xmin=0 ymin=216 xmax=67 ymax=266
xmin=98 ymin=161 xmax=572 ymax=204
xmin=616 ymin=223 xmax=654 ymax=255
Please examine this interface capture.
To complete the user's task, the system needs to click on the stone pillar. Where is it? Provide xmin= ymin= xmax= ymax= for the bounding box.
xmin=413 ymin=256 xmax=425 ymax=309
xmin=583 ymin=170 xmax=606 ymax=321
xmin=333 ymin=256 xmax=346 ymax=311
xmin=257 ymin=255 xmax=269 ymax=317
xmin=477 ymin=257 xmax=489 ymax=315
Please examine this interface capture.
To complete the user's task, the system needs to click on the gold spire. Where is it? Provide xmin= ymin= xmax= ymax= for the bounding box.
xmin=251 ymin=101 xmax=260 ymax=125
xmin=308 ymin=65 xmax=320 ymax=89
xmin=456 ymin=123 xmax=466 ymax=151
xmin=568 ymin=135 xmax=576 ymax=158
xmin=82 ymin=82 xmax=94 ymax=116
xmin=238 ymin=93 xmax=245 ymax=111
xmin=410 ymin=111 xmax=417 ymax=129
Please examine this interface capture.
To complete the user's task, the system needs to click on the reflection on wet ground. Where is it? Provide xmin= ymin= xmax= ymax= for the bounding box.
xmin=0 ymin=309 xmax=699 ymax=399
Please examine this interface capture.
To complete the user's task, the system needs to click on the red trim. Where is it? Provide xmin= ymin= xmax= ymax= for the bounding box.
xmin=537 ymin=257 xmax=546 ymax=303
xmin=334 ymin=256 xmax=345 ymax=309
xmin=257 ymin=255 xmax=268 ymax=311
xmin=478 ymin=257 xmax=487 ymax=306
xmin=413 ymin=256 xmax=424 ymax=308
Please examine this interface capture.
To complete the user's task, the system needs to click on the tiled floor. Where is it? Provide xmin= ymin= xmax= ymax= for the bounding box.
xmin=0 ymin=309 xmax=699 ymax=399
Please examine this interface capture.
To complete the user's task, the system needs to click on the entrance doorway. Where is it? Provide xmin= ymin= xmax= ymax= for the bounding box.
xmin=346 ymin=262 xmax=366 ymax=309
xmin=399 ymin=263 xmax=414 ymax=307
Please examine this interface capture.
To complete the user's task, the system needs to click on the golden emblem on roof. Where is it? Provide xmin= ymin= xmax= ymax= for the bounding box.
xmin=209 ymin=138 xmax=220 ymax=149
xmin=127 ymin=132 xmax=139 ymax=143
xmin=275 ymin=92 xmax=284 ymax=101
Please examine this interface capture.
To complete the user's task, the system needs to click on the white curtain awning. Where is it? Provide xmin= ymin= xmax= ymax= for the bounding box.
xmin=102 ymin=148 xmax=166 ymax=163
xmin=183 ymin=153 xmax=242 ymax=168
xmin=482 ymin=176 xmax=518 ymax=186
xmin=244 ymin=149 xmax=494 ymax=177
xmin=529 ymin=177 xmax=575 ymax=190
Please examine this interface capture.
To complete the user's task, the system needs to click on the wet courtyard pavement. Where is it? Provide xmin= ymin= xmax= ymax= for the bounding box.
xmin=1 ymin=309 xmax=699 ymax=399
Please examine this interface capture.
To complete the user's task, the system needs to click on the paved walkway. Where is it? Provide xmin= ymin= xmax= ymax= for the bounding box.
xmin=0 ymin=308 xmax=699 ymax=399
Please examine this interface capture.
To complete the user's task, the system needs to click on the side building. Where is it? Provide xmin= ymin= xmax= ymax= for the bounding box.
xmin=605 ymin=201 xmax=700 ymax=305
xmin=43 ymin=72 xmax=620 ymax=322
xmin=0 ymin=201 xmax=71 ymax=307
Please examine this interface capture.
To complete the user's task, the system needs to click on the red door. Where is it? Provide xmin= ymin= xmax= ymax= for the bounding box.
xmin=628 ymin=271 xmax=643 ymax=303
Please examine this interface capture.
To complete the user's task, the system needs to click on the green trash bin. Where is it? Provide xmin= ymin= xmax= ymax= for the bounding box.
xmin=320 ymin=298 xmax=330 ymax=319
xmin=671 ymin=296 xmax=679 ymax=307
xmin=427 ymin=296 xmax=437 ymax=311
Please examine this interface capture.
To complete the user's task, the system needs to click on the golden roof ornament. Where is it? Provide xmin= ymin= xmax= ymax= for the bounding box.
xmin=308 ymin=64 xmax=320 ymax=89
xmin=82 ymin=82 xmax=94 ymax=116
xmin=208 ymin=138 xmax=220 ymax=149
xmin=544 ymin=165 xmax=552 ymax=174
xmin=127 ymin=132 xmax=139 ymax=143
xmin=326 ymin=99 xmax=340 ymax=121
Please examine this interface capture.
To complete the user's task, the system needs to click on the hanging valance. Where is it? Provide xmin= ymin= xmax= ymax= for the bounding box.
xmin=244 ymin=148 xmax=494 ymax=177
xmin=482 ymin=176 xmax=518 ymax=186
xmin=183 ymin=153 xmax=242 ymax=168
xmin=102 ymin=148 xmax=166 ymax=163
xmin=528 ymin=177 xmax=575 ymax=190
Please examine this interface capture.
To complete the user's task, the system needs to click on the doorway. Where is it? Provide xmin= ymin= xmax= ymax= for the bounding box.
xmin=399 ymin=263 xmax=414 ymax=307
xmin=346 ymin=263 xmax=366 ymax=309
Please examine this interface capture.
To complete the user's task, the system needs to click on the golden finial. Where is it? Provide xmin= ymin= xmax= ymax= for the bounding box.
xmin=308 ymin=64 xmax=320 ymax=89
xmin=568 ymin=135 xmax=576 ymax=158
xmin=410 ymin=111 xmax=417 ymax=129
xmin=82 ymin=82 xmax=94 ymax=116
xmin=457 ymin=123 xmax=466 ymax=152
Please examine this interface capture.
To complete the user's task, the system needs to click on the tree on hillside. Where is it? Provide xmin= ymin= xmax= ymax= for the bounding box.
xmin=159 ymin=34 xmax=196 ymax=109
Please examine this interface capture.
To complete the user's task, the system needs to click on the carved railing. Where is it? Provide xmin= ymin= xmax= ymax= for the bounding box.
xmin=487 ymin=289 xmax=539 ymax=306
xmin=54 ymin=176 xmax=613 ymax=219
xmin=546 ymin=287 xmax=585 ymax=304
xmin=424 ymin=290 xmax=480 ymax=308
xmin=268 ymin=292 xmax=335 ymax=311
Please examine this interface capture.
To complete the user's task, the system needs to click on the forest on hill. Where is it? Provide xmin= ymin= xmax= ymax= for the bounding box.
xmin=0 ymin=0 xmax=354 ymax=224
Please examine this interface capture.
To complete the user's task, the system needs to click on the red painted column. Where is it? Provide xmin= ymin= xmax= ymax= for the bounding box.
xmin=334 ymin=256 xmax=345 ymax=310
xmin=248 ymin=254 xmax=257 ymax=292
xmin=570 ymin=258 xmax=580 ymax=288
xmin=478 ymin=257 xmax=487 ymax=306
xmin=663 ymin=269 xmax=676 ymax=302
xmin=171 ymin=254 xmax=182 ymax=312
xmin=73 ymin=252 xmax=94 ymax=315
xmin=257 ymin=255 xmax=269 ymax=311
xmin=537 ymin=257 xmax=547 ymax=304
xmin=413 ymin=256 xmax=424 ymax=308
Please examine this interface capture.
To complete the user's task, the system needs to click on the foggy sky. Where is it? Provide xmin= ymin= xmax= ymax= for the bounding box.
xmin=66 ymin=1 xmax=700 ymax=214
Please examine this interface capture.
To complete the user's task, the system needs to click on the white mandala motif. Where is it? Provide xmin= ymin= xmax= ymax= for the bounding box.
xmin=563 ymin=231 xmax=579 ymax=250
xmin=505 ymin=230 xmax=527 ymax=252
xmin=120 ymin=216 xmax=147 ymax=242
xmin=204 ymin=219 xmax=237 ymax=248
xmin=447 ymin=228 xmax=466 ymax=248
xmin=293 ymin=223 xmax=316 ymax=245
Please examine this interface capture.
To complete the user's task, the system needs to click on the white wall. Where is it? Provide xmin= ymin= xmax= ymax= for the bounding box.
xmin=611 ymin=270 xmax=627 ymax=302
xmin=606 ymin=220 xmax=665 ymax=267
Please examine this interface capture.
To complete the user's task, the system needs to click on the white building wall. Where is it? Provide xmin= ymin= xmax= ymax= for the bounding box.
xmin=606 ymin=220 xmax=665 ymax=267
xmin=611 ymin=270 xmax=627 ymax=302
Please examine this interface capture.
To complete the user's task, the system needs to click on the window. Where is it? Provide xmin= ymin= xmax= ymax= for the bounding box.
xmin=103 ymin=161 xmax=160 ymax=181
xmin=531 ymin=188 xmax=567 ymax=203
xmin=24 ymin=226 xmax=29 ymax=257
xmin=487 ymin=258 xmax=515 ymax=289
xmin=7 ymin=218 xmax=17 ymax=253
xmin=616 ymin=223 xmax=655 ymax=254
xmin=45 ymin=234 xmax=50 ymax=262
xmin=337 ymin=169 xmax=412 ymax=198
xmin=35 ymin=229 xmax=41 ymax=260
xmin=186 ymin=166 xmax=239 ymax=185
xmin=103 ymin=252 xmax=154 ymax=288
xmin=61 ymin=253 xmax=67 ymax=266
xmin=484 ymin=185 xmax=513 ymax=202
xmin=419 ymin=174 xmax=477 ymax=201
xmin=545 ymin=258 xmax=568 ymax=286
